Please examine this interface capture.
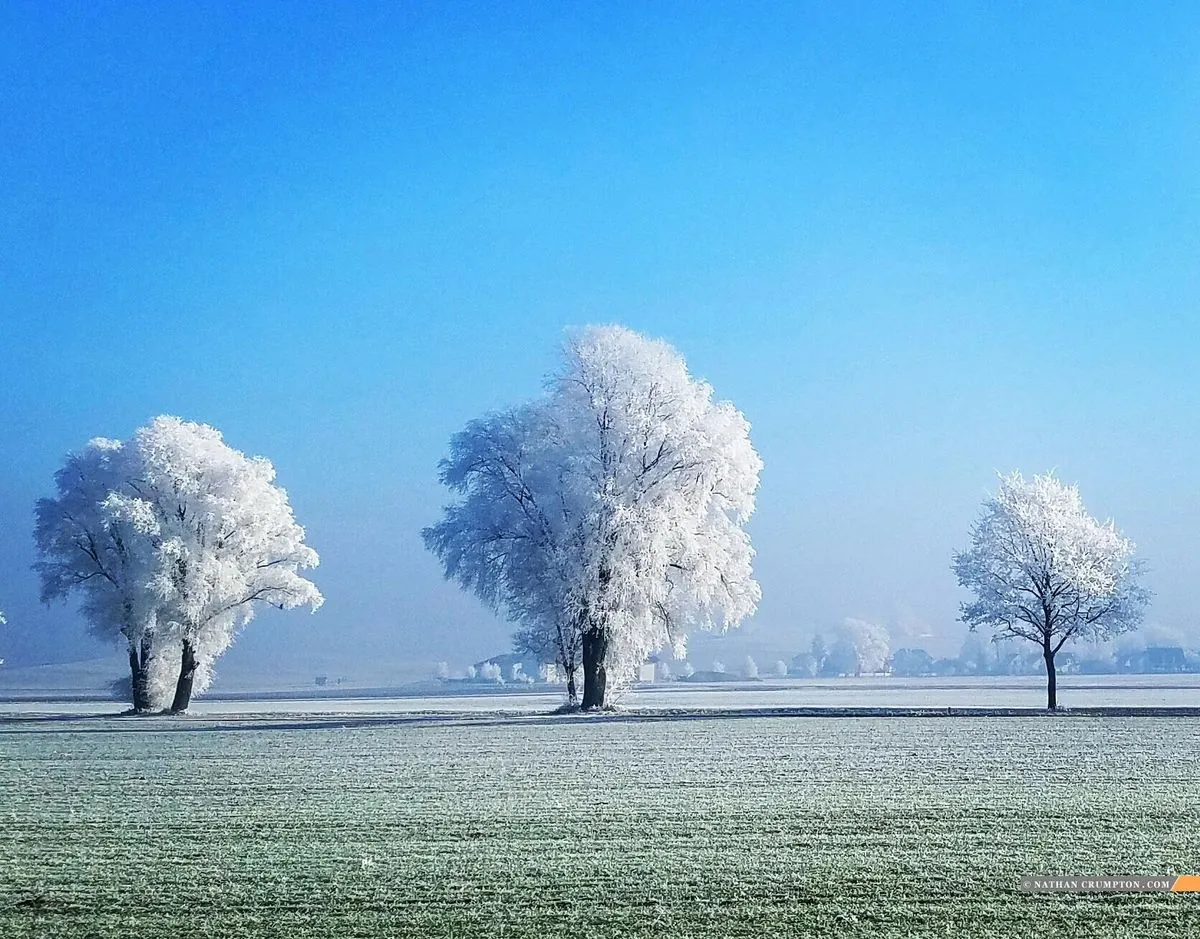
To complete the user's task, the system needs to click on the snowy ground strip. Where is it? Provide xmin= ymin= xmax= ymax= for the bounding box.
xmin=5 ymin=673 xmax=1200 ymax=716
xmin=2 ymin=714 xmax=1199 ymax=938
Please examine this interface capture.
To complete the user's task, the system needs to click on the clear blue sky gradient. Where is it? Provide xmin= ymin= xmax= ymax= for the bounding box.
xmin=3 ymin=2 xmax=1199 ymax=669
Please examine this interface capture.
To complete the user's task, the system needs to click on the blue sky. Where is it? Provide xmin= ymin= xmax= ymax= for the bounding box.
xmin=3 ymin=2 xmax=1199 ymax=671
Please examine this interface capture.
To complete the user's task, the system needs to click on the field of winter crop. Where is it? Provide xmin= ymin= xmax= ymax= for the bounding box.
xmin=3 ymin=713 xmax=1199 ymax=938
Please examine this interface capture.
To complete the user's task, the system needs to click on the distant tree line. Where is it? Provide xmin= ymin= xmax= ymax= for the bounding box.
xmin=888 ymin=637 xmax=1200 ymax=678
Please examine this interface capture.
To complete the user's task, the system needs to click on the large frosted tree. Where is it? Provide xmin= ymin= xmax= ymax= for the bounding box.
xmin=953 ymin=471 xmax=1148 ymax=709
xmin=35 ymin=417 xmax=323 ymax=713
xmin=111 ymin=417 xmax=324 ymax=712
xmin=425 ymin=325 xmax=762 ymax=709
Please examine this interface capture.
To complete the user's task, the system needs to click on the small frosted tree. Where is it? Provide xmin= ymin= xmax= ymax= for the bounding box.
xmin=840 ymin=618 xmax=891 ymax=674
xmin=823 ymin=639 xmax=859 ymax=677
xmin=810 ymin=634 xmax=827 ymax=671
xmin=953 ymin=472 xmax=1148 ymax=709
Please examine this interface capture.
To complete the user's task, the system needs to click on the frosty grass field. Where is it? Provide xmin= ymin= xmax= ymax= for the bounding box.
xmin=3 ymin=707 xmax=1200 ymax=938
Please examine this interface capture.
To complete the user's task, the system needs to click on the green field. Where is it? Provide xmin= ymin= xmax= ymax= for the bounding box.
xmin=2 ymin=713 xmax=1199 ymax=937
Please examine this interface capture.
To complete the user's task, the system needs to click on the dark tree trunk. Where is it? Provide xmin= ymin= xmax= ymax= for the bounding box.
xmin=566 ymin=665 xmax=578 ymax=705
xmin=170 ymin=639 xmax=198 ymax=714
xmin=128 ymin=647 xmax=147 ymax=712
xmin=580 ymin=626 xmax=609 ymax=710
xmin=127 ymin=633 xmax=153 ymax=712
xmin=1044 ymin=647 xmax=1057 ymax=710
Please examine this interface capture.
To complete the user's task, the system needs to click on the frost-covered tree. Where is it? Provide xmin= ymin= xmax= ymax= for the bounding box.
xmin=551 ymin=326 xmax=762 ymax=707
xmin=953 ymin=471 xmax=1149 ymax=709
xmin=839 ymin=618 xmax=891 ymax=674
xmin=35 ymin=418 xmax=322 ymax=713
xmin=424 ymin=404 xmax=586 ymax=702
xmin=425 ymin=325 xmax=762 ymax=710
xmin=810 ymin=634 xmax=827 ymax=670
xmin=109 ymin=417 xmax=323 ymax=712
xmin=34 ymin=438 xmax=165 ymax=711
xmin=741 ymin=655 xmax=758 ymax=679
xmin=822 ymin=639 xmax=859 ymax=677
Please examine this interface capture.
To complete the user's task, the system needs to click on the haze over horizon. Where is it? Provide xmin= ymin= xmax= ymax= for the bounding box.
xmin=3 ymin=3 xmax=1200 ymax=678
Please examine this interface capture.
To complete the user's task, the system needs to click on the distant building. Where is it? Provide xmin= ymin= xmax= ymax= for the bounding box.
xmin=1142 ymin=646 xmax=1188 ymax=674
xmin=637 ymin=663 xmax=656 ymax=683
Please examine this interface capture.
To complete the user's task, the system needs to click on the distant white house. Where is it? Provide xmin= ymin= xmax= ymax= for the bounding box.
xmin=637 ymin=663 xmax=656 ymax=683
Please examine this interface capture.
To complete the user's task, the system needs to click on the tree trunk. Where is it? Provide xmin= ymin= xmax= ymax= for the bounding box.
xmin=581 ymin=626 xmax=609 ymax=710
xmin=1044 ymin=647 xmax=1057 ymax=710
xmin=127 ymin=633 xmax=153 ymax=712
xmin=128 ymin=646 xmax=147 ymax=712
xmin=170 ymin=639 xmax=198 ymax=714
xmin=566 ymin=665 xmax=578 ymax=705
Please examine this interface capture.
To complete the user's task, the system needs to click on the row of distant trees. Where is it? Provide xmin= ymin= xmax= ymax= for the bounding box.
xmin=452 ymin=629 xmax=1196 ymax=689
xmin=890 ymin=636 xmax=1200 ymax=677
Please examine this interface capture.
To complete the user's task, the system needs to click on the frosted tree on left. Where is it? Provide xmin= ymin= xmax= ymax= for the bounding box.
xmin=34 ymin=417 xmax=323 ymax=713
xmin=34 ymin=438 xmax=164 ymax=711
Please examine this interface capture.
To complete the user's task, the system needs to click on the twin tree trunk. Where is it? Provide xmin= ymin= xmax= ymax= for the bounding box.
xmin=170 ymin=639 xmax=199 ymax=714
xmin=127 ymin=633 xmax=153 ymax=712
xmin=126 ymin=634 xmax=201 ymax=714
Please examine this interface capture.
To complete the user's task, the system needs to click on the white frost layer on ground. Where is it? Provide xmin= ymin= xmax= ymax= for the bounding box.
xmin=3 ymin=674 xmax=1200 ymax=717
